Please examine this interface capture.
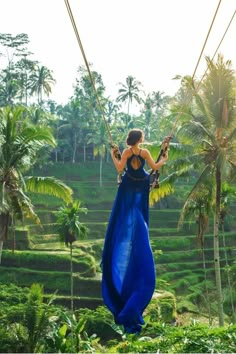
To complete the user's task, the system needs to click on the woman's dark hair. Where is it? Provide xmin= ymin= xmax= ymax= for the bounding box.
xmin=126 ymin=129 xmax=144 ymax=146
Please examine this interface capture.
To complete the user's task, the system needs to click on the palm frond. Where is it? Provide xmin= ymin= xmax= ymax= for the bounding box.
xmin=227 ymin=128 xmax=236 ymax=143
xmin=193 ymin=92 xmax=213 ymax=126
xmin=179 ymin=120 xmax=216 ymax=145
xmin=8 ymin=187 xmax=40 ymax=224
xmin=178 ymin=164 xmax=214 ymax=227
xmin=54 ymin=200 xmax=88 ymax=245
xmin=149 ymin=179 xmax=175 ymax=206
xmin=25 ymin=176 xmax=73 ymax=204
xmin=21 ymin=126 xmax=56 ymax=147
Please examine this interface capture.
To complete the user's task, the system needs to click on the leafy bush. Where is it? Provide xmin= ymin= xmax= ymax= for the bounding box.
xmin=1 ymin=283 xmax=236 ymax=353
xmin=144 ymin=291 xmax=177 ymax=323
xmin=108 ymin=323 xmax=236 ymax=353
xmin=77 ymin=306 xmax=123 ymax=344
xmin=0 ymin=283 xmax=29 ymax=304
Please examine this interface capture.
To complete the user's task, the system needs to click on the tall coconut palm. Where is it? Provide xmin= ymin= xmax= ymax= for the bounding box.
xmin=116 ymin=76 xmax=142 ymax=126
xmin=15 ymin=56 xmax=37 ymax=106
xmin=55 ymin=200 xmax=88 ymax=312
xmin=176 ymin=54 xmax=236 ymax=325
xmin=29 ymin=65 xmax=55 ymax=104
xmin=0 ymin=105 xmax=73 ymax=262
xmin=59 ymin=100 xmax=85 ymax=163
xmin=178 ymin=184 xmax=214 ymax=323
xmin=219 ymin=182 xmax=236 ymax=323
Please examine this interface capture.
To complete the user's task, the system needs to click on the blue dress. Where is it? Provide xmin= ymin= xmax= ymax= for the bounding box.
xmin=101 ymin=150 xmax=156 ymax=333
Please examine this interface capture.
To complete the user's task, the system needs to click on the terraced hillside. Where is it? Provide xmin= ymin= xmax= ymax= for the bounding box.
xmin=1 ymin=162 xmax=236 ymax=309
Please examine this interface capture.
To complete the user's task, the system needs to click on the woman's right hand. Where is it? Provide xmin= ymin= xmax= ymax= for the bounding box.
xmin=111 ymin=146 xmax=119 ymax=154
xmin=162 ymin=151 xmax=168 ymax=162
xmin=111 ymin=145 xmax=120 ymax=159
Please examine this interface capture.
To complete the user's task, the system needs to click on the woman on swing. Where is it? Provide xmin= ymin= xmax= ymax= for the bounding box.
xmin=101 ymin=128 xmax=168 ymax=333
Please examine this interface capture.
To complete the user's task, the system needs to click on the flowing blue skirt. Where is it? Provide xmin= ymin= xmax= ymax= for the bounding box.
xmin=101 ymin=172 xmax=156 ymax=333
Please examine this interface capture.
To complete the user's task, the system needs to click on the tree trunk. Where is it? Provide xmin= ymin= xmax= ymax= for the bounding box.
xmin=214 ymin=168 xmax=224 ymax=326
xmin=83 ymin=144 xmax=86 ymax=162
xmin=70 ymin=243 xmax=73 ymax=312
xmin=55 ymin=149 xmax=58 ymax=163
xmin=106 ymin=148 xmax=110 ymax=163
xmin=72 ymin=133 xmax=77 ymax=163
xmin=99 ymin=156 xmax=103 ymax=187
xmin=0 ymin=212 xmax=10 ymax=264
xmin=12 ymin=215 xmax=16 ymax=254
xmin=127 ymin=99 xmax=130 ymax=117
xmin=55 ymin=128 xmax=59 ymax=162
xmin=221 ymin=223 xmax=236 ymax=323
xmin=201 ymin=246 xmax=213 ymax=324
xmin=0 ymin=241 xmax=3 ymax=264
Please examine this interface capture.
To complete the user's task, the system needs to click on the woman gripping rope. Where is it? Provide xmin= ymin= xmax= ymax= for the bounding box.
xmin=101 ymin=128 xmax=168 ymax=334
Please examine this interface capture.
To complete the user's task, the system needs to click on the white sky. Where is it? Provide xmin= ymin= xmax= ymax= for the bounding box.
xmin=0 ymin=0 xmax=235 ymax=105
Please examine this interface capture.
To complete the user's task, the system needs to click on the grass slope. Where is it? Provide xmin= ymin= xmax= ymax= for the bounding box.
xmin=2 ymin=161 xmax=236 ymax=311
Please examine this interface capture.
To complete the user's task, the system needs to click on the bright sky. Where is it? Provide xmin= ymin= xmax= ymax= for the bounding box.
xmin=0 ymin=0 xmax=235 ymax=105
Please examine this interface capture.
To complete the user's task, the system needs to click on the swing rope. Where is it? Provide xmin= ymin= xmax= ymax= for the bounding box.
xmin=154 ymin=5 xmax=235 ymax=190
xmin=64 ymin=0 xmax=114 ymax=148
xmin=64 ymin=0 xmax=234 ymax=189
xmin=169 ymin=0 xmax=223 ymax=137
xmin=148 ymin=0 xmax=230 ymax=188
xmin=194 ymin=9 xmax=236 ymax=96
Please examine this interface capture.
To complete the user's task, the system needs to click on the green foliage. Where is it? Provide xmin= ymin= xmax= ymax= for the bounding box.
xmin=0 ymin=106 xmax=73 ymax=246
xmin=108 ymin=323 xmax=236 ymax=353
xmin=0 ymin=282 xmax=103 ymax=353
xmin=54 ymin=200 xmax=88 ymax=246
xmin=0 ymin=282 xmax=29 ymax=304
xmin=176 ymin=299 xmax=200 ymax=314
xmin=43 ymin=309 xmax=106 ymax=353
xmin=25 ymin=176 xmax=73 ymax=205
xmin=175 ymin=55 xmax=236 ymax=325
xmin=1 ymin=283 xmax=236 ymax=353
xmin=77 ymin=306 xmax=123 ymax=344
xmin=0 ymin=283 xmax=55 ymax=353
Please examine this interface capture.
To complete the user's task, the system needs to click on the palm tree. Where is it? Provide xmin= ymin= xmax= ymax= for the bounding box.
xmin=2 ymin=283 xmax=53 ymax=353
xmin=73 ymin=66 xmax=107 ymax=162
xmin=0 ymin=105 xmax=73 ymax=262
xmin=16 ymin=56 xmax=38 ymax=106
xmin=55 ymin=200 xmax=88 ymax=312
xmin=178 ymin=185 xmax=214 ymax=323
xmin=219 ymin=183 xmax=236 ymax=323
xmin=29 ymin=65 xmax=55 ymax=104
xmin=22 ymin=283 xmax=52 ymax=353
xmin=140 ymin=94 xmax=154 ymax=140
xmin=0 ymin=34 xmax=30 ymax=105
xmin=176 ymin=54 xmax=236 ymax=325
xmin=59 ymin=100 xmax=85 ymax=163
xmin=116 ymin=75 xmax=142 ymax=125
xmin=0 ymin=69 xmax=20 ymax=106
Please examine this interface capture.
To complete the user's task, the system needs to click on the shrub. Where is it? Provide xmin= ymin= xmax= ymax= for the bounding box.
xmin=145 ymin=291 xmax=177 ymax=324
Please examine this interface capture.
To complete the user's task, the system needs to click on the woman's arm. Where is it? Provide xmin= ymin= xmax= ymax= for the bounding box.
xmin=142 ymin=148 xmax=168 ymax=170
xmin=111 ymin=147 xmax=130 ymax=173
